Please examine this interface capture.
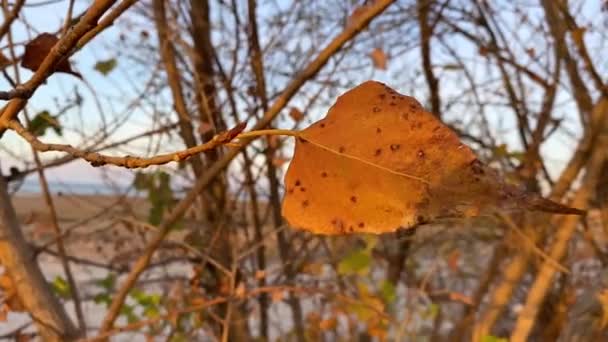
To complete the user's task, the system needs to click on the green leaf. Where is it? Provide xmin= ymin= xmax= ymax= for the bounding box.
xmin=94 ymin=293 xmax=112 ymax=306
xmin=96 ymin=273 xmax=116 ymax=290
xmin=481 ymin=336 xmax=508 ymax=342
xmin=51 ymin=276 xmax=70 ymax=299
xmin=380 ymin=280 xmax=396 ymax=304
xmin=120 ymin=304 xmax=138 ymax=323
xmin=133 ymin=172 xmax=149 ymax=190
xmin=425 ymin=303 xmax=440 ymax=319
xmin=338 ymin=249 xmax=371 ymax=275
xmin=144 ymin=305 xmax=160 ymax=318
xmin=130 ymin=288 xmax=161 ymax=307
xmin=94 ymin=58 xmax=117 ymax=75
xmin=29 ymin=110 xmax=62 ymax=136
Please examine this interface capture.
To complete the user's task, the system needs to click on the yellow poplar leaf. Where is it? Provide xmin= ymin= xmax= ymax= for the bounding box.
xmin=281 ymin=81 xmax=584 ymax=235
xmin=369 ymin=48 xmax=387 ymax=70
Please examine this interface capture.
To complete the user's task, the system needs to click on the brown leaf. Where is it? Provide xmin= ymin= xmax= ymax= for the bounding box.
xmin=0 ymin=51 xmax=11 ymax=70
xmin=282 ymin=81 xmax=584 ymax=235
xmin=21 ymin=33 xmax=81 ymax=79
xmin=289 ymin=107 xmax=305 ymax=122
xmin=369 ymin=48 xmax=387 ymax=70
xmin=447 ymin=249 xmax=460 ymax=272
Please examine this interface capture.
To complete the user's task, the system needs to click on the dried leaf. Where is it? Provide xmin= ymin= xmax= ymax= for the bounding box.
xmin=370 ymin=48 xmax=387 ymax=70
xmin=21 ymin=33 xmax=81 ymax=78
xmin=282 ymin=81 xmax=584 ymax=235
xmin=289 ymin=107 xmax=305 ymax=122
xmin=0 ymin=51 xmax=11 ymax=70
xmin=447 ymin=249 xmax=461 ymax=271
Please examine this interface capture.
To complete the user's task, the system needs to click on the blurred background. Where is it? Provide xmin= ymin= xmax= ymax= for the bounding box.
xmin=0 ymin=0 xmax=607 ymax=341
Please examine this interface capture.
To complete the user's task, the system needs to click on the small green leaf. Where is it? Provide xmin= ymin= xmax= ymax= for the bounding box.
xmin=144 ymin=306 xmax=160 ymax=318
xmin=51 ymin=276 xmax=70 ymax=299
xmin=96 ymin=273 xmax=116 ymax=290
xmin=29 ymin=110 xmax=62 ymax=136
xmin=425 ymin=303 xmax=440 ymax=319
xmin=94 ymin=293 xmax=112 ymax=306
xmin=338 ymin=249 xmax=371 ymax=275
xmin=94 ymin=58 xmax=117 ymax=75
xmin=380 ymin=280 xmax=396 ymax=304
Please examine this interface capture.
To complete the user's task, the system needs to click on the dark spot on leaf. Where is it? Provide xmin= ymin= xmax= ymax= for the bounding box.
xmin=417 ymin=215 xmax=426 ymax=224
xmin=417 ymin=122 xmax=423 ymax=129
xmin=339 ymin=146 xmax=346 ymax=153
xmin=375 ymin=148 xmax=382 ymax=156
xmin=321 ymin=171 xmax=328 ymax=178
xmin=331 ymin=218 xmax=345 ymax=232
xmin=390 ymin=144 xmax=400 ymax=151
xmin=373 ymin=106 xmax=381 ymax=113
xmin=320 ymin=123 xmax=326 ymax=128
xmin=376 ymin=127 xmax=382 ymax=134
xmin=390 ymin=102 xmax=396 ymax=106
xmin=302 ymin=200 xmax=309 ymax=208
xmin=288 ymin=188 xmax=294 ymax=194
xmin=295 ymin=180 xmax=301 ymax=187
xmin=433 ymin=125 xmax=441 ymax=132
xmin=379 ymin=94 xmax=386 ymax=99
xmin=409 ymin=103 xmax=418 ymax=111
xmin=358 ymin=222 xmax=365 ymax=228
xmin=300 ymin=187 xmax=306 ymax=192
xmin=350 ymin=196 xmax=357 ymax=203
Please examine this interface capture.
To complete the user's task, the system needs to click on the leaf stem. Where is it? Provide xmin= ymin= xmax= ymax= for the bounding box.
xmin=237 ymin=129 xmax=301 ymax=139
